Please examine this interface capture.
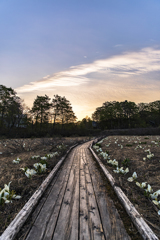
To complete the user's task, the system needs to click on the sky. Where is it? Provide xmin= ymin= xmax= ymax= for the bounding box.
xmin=0 ymin=0 xmax=160 ymax=120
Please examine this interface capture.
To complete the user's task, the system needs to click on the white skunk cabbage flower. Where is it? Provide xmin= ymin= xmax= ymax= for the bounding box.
xmin=147 ymin=153 xmax=154 ymax=159
xmin=127 ymin=172 xmax=138 ymax=182
xmin=113 ymin=167 xmax=129 ymax=174
xmin=4 ymin=182 xmax=12 ymax=192
xmin=31 ymin=155 xmax=40 ymax=159
xmin=40 ymin=156 xmax=47 ymax=160
xmin=13 ymin=157 xmax=21 ymax=164
xmin=25 ymin=169 xmax=37 ymax=178
xmin=136 ymin=182 xmax=147 ymax=188
xmin=150 ymin=190 xmax=160 ymax=200
xmin=145 ymin=184 xmax=153 ymax=193
xmin=33 ymin=163 xmax=47 ymax=173
xmin=152 ymin=200 xmax=160 ymax=206
xmin=12 ymin=194 xmax=21 ymax=199
xmin=0 ymin=182 xmax=21 ymax=204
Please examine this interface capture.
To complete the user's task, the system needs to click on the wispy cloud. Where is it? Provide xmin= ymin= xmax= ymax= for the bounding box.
xmin=114 ymin=44 xmax=123 ymax=47
xmin=16 ymin=47 xmax=160 ymax=119
xmin=16 ymin=47 xmax=160 ymax=94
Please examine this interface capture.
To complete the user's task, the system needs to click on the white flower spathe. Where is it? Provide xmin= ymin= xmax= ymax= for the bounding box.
xmin=107 ymin=159 xmax=118 ymax=167
xmin=127 ymin=172 xmax=138 ymax=182
xmin=147 ymin=153 xmax=154 ymax=159
xmin=136 ymin=182 xmax=147 ymax=188
xmin=25 ymin=169 xmax=37 ymax=178
xmin=105 ymin=144 xmax=110 ymax=147
xmin=40 ymin=156 xmax=48 ymax=160
xmin=145 ymin=184 xmax=153 ymax=193
xmin=113 ymin=167 xmax=129 ymax=174
xmin=31 ymin=155 xmax=40 ymax=159
xmin=93 ymin=145 xmax=99 ymax=149
xmin=33 ymin=163 xmax=47 ymax=173
xmin=96 ymin=148 xmax=102 ymax=152
xmin=99 ymin=152 xmax=109 ymax=160
xmin=13 ymin=157 xmax=21 ymax=164
xmin=0 ymin=182 xmax=21 ymax=204
xmin=150 ymin=189 xmax=160 ymax=200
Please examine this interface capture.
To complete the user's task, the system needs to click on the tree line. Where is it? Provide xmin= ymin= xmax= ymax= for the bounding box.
xmin=1 ymin=84 xmax=160 ymax=137
xmin=92 ymin=100 xmax=160 ymax=129
xmin=0 ymin=85 xmax=97 ymax=137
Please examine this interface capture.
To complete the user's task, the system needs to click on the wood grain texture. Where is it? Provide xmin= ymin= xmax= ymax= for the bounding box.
xmin=89 ymin=143 xmax=159 ymax=240
xmin=52 ymin=149 xmax=79 ymax=240
xmin=85 ymin=147 xmax=131 ymax=240
xmin=25 ymin=150 xmax=76 ymax=240
xmin=1 ymin=141 xmax=140 ymax=240
xmin=0 ymin=144 xmax=78 ymax=240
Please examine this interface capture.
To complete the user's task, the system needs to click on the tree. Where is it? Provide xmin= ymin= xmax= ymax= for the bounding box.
xmin=0 ymin=85 xmax=26 ymax=129
xmin=92 ymin=100 xmax=139 ymax=129
xmin=31 ymin=95 xmax=51 ymax=126
xmin=120 ymin=100 xmax=138 ymax=128
xmin=0 ymin=85 xmax=15 ymax=127
xmin=51 ymin=95 xmax=77 ymax=126
xmin=51 ymin=95 xmax=62 ymax=126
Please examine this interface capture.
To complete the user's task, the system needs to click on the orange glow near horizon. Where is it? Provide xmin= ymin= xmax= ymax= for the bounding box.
xmin=16 ymin=47 xmax=160 ymax=121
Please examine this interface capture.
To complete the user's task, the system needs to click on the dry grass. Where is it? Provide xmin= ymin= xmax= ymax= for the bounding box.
xmin=94 ymin=135 xmax=160 ymax=238
xmin=0 ymin=136 xmax=91 ymax=234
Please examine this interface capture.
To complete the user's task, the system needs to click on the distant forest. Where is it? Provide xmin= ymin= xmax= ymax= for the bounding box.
xmin=0 ymin=84 xmax=160 ymax=137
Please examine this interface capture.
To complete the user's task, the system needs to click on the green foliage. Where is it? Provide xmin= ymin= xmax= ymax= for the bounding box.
xmin=126 ymin=144 xmax=133 ymax=147
xmin=139 ymin=142 xmax=147 ymax=144
xmin=31 ymin=95 xmax=51 ymax=125
xmin=122 ymin=158 xmax=130 ymax=167
xmin=0 ymin=85 xmax=27 ymax=129
xmin=2 ymin=83 xmax=160 ymax=137
xmin=52 ymin=94 xmax=77 ymax=125
xmin=95 ymin=143 xmax=101 ymax=147
xmin=40 ymin=159 xmax=48 ymax=167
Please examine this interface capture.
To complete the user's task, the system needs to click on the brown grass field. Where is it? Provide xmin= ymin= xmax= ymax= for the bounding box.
xmin=0 ymin=136 xmax=91 ymax=235
xmin=93 ymin=135 xmax=160 ymax=238
xmin=0 ymin=135 xmax=160 ymax=238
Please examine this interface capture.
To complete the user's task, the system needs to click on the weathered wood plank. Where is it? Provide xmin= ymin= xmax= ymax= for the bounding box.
xmin=65 ymin=152 xmax=80 ymax=240
xmin=89 ymin=143 xmax=159 ymax=240
xmin=25 ymin=149 xmax=77 ymax=240
xmin=79 ymin=148 xmax=91 ymax=240
xmin=82 ymin=149 xmax=105 ymax=240
xmin=51 ymin=149 xmax=80 ymax=240
xmin=85 ymin=147 xmax=131 ymax=240
xmin=0 ymin=144 xmax=78 ymax=240
xmin=16 ymin=167 xmax=61 ymax=240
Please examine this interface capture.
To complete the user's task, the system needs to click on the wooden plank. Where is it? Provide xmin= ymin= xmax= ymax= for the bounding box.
xmin=89 ymin=144 xmax=159 ymax=240
xmin=25 ymin=149 xmax=77 ymax=240
xmin=82 ymin=149 xmax=105 ymax=240
xmin=85 ymin=147 xmax=131 ymax=240
xmin=79 ymin=148 xmax=91 ymax=240
xmin=114 ymin=186 xmax=159 ymax=240
xmin=16 ymin=168 xmax=61 ymax=240
xmin=0 ymin=144 xmax=78 ymax=240
xmin=51 ymin=149 xmax=80 ymax=240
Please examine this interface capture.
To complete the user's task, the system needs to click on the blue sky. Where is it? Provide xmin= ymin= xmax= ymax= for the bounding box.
xmin=0 ymin=0 xmax=160 ymax=119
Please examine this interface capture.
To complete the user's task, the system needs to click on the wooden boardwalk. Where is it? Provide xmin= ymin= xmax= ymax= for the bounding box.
xmin=22 ymin=142 xmax=131 ymax=240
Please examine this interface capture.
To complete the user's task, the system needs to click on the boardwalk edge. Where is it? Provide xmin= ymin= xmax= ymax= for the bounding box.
xmin=89 ymin=141 xmax=159 ymax=240
xmin=0 ymin=143 xmax=78 ymax=240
